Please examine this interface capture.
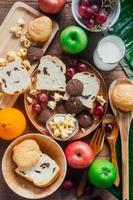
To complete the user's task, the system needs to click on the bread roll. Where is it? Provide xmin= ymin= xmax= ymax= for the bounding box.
xmin=112 ymin=82 xmax=133 ymax=112
xmin=27 ymin=16 xmax=52 ymax=42
xmin=13 ymin=139 xmax=41 ymax=169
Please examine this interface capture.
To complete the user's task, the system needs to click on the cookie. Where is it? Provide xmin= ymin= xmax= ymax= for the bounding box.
xmin=66 ymin=79 xmax=83 ymax=96
xmin=13 ymin=139 xmax=41 ymax=169
xmin=78 ymin=111 xmax=93 ymax=128
xmin=27 ymin=47 xmax=44 ymax=63
xmin=38 ymin=109 xmax=52 ymax=124
xmin=65 ymin=97 xmax=84 ymax=114
xmin=27 ymin=16 xmax=52 ymax=42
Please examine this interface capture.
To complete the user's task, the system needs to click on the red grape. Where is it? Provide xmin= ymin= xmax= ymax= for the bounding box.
xmin=96 ymin=12 xmax=108 ymax=24
xmin=80 ymin=0 xmax=90 ymax=6
xmin=93 ymin=105 xmax=105 ymax=116
xmin=37 ymin=92 xmax=48 ymax=104
xmin=78 ymin=5 xmax=86 ymax=17
xmin=84 ymin=7 xmax=94 ymax=19
xmin=62 ymin=180 xmax=74 ymax=190
xmin=87 ymin=18 xmax=95 ymax=28
xmin=105 ymin=123 xmax=113 ymax=133
xmin=66 ymin=68 xmax=76 ymax=79
xmin=32 ymin=103 xmax=42 ymax=113
xmin=76 ymin=62 xmax=88 ymax=72
xmin=68 ymin=59 xmax=77 ymax=67
xmin=91 ymin=5 xmax=99 ymax=14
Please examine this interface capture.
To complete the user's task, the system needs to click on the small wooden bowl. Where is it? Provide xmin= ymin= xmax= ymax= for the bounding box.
xmin=2 ymin=133 xmax=67 ymax=199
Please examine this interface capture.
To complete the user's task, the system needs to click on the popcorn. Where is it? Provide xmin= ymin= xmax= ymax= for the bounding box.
xmin=17 ymin=48 xmax=27 ymax=57
xmin=52 ymin=92 xmax=64 ymax=102
xmin=20 ymin=35 xmax=31 ymax=48
xmin=17 ymin=18 xmax=25 ymax=26
xmin=26 ymin=96 xmax=33 ymax=104
xmin=0 ymin=58 xmax=6 ymax=67
xmin=48 ymin=101 xmax=57 ymax=110
xmin=22 ymin=59 xmax=31 ymax=69
xmin=96 ymin=95 xmax=106 ymax=106
xmin=48 ymin=114 xmax=77 ymax=139
xmin=10 ymin=25 xmax=23 ymax=38
xmin=7 ymin=51 xmax=20 ymax=62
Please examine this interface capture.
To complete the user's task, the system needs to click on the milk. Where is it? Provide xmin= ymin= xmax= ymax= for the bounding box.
xmin=93 ymin=36 xmax=125 ymax=71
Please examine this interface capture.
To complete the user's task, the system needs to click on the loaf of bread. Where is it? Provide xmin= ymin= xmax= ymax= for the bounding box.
xmin=36 ymin=55 xmax=66 ymax=92
xmin=0 ymin=60 xmax=31 ymax=94
xmin=15 ymin=154 xmax=60 ymax=187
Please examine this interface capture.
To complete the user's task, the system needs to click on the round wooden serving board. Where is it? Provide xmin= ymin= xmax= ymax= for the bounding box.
xmin=24 ymin=58 xmax=108 ymax=140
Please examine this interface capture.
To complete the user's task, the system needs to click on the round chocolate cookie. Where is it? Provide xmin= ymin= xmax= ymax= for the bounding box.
xmin=66 ymin=97 xmax=84 ymax=114
xmin=66 ymin=79 xmax=83 ymax=96
xmin=38 ymin=108 xmax=52 ymax=124
xmin=27 ymin=47 xmax=43 ymax=63
xmin=78 ymin=111 xmax=93 ymax=128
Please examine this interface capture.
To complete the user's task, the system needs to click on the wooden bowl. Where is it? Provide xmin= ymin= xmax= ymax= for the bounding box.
xmin=2 ymin=133 xmax=67 ymax=199
xmin=24 ymin=58 xmax=108 ymax=140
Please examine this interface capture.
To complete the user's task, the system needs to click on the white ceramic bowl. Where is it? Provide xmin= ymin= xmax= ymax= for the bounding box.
xmin=72 ymin=0 xmax=121 ymax=32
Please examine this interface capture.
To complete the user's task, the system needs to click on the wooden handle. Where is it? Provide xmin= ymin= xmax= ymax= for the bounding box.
xmin=109 ymin=141 xmax=120 ymax=187
xmin=76 ymin=170 xmax=87 ymax=198
xmin=117 ymin=112 xmax=131 ymax=200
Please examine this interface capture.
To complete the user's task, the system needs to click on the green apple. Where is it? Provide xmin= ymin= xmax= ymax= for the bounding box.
xmin=88 ymin=160 xmax=116 ymax=188
xmin=60 ymin=26 xmax=88 ymax=54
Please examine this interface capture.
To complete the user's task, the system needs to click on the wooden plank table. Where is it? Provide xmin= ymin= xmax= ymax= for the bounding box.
xmin=0 ymin=0 xmax=126 ymax=200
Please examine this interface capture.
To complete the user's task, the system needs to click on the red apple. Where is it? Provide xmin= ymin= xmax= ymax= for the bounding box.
xmin=65 ymin=141 xmax=94 ymax=169
xmin=38 ymin=0 xmax=66 ymax=14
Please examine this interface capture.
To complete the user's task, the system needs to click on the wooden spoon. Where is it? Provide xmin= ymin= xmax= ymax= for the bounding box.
xmin=109 ymin=79 xmax=133 ymax=200
xmin=102 ymin=114 xmax=120 ymax=187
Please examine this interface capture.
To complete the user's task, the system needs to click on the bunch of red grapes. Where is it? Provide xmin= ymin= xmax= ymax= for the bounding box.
xmin=78 ymin=0 xmax=108 ymax=29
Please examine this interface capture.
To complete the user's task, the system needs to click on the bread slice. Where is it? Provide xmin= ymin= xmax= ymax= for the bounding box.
xmin=36 ymin=55 xmax=66 ymax=92
xmin=73 ymin=72 xmax=100 ymax=108
xmin=15 ymin=154 xmax=60 ymax=187
xmin=64 ymin=72 xmax=100 ymax=109
xmin=0 ymin=60 xmax=31 ymax=94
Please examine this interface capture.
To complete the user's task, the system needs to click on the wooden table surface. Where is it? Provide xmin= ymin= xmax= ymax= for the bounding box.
xmin=0 ymin=0 xmax=126 ymax=200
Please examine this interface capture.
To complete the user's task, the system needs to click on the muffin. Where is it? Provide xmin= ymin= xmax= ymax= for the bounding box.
xmin=65 ymin=97 xmax=84 ymax=114
xmin=66 ymin=79 xmax=83 ymax=96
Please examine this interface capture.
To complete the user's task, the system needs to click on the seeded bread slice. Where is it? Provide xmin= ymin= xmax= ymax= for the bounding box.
xmin=64 ymin=72 xmax=100 ymax=109
xmin=15 ymin=154 xmax=60 ymax=187
xmin=36 ymin=55 xmax=66 ymax=92
xmin=0 ymin=60 xmax=31 ymax=94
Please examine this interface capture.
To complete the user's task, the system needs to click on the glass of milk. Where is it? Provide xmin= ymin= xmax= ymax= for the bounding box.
xmin=93 ymin=35 xmax=126 ymax=71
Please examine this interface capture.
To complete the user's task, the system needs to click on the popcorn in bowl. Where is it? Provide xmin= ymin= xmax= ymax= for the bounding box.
xmin=46 ymin=114 xmax=79 ymax=141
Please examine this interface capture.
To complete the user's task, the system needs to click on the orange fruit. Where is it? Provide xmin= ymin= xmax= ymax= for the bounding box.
xmin=0 ymin=107 xmax=26 ymax=140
